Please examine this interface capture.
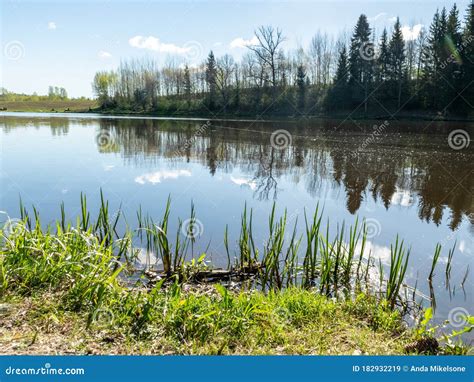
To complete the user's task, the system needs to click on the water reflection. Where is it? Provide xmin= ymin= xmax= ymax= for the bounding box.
xmin=104 ymin=118 xmax=473 ymax=230
xmin=2 ymin=113 xmax=473 ymax=334
xmin=2 ymin=115 xmax=473 ymax=230
xmin=135 ymin=170 xmax=192 ymax=185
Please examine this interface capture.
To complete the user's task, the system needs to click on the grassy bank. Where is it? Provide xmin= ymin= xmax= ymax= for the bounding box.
xmin=1 ymin=288 xmax=418 ymax=355
xmin=91 ymin=106 xmax=474 ymax=122
xmin=0 ymin=195 xmax=472 ymax=355
xmin=0 ymin=99 xmax=97 ymax=112
xmin=2 ymin=101 xmax=473 ymax=122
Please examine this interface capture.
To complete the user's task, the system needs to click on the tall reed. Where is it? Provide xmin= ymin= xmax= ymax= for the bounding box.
xmin=1 ymin=192 xmax=439 ymax=311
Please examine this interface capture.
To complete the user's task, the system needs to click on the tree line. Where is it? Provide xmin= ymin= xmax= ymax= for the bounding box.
xmin=0 ymin=87 xmax=71 ymax=102
xmin=92 ymin=3 xmax=474 ymax=117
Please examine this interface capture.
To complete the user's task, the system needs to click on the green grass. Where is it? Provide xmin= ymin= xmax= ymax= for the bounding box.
xmin=0 ymin=99 xmax=97 ymax=112
xmin=1 ymin=288 xmax=415 ymax=355
xmin=0 ymin=194 xmax=472 ymax=355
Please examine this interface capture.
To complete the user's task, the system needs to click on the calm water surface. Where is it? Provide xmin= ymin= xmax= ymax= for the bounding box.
xmin=1 ymin=113 xmax=473 ymax=331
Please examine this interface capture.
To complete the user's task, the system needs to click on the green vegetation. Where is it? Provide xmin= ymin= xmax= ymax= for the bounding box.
xmin=0 ymin=88 xmax=96 ymax=112
xmin=0 ymin=288 xmax=420 ymax=355
xmin=0 ymin=194 xmax=472 ymax=355
xmin=0 ymin=99 xmax=97 ymax=112
xmin=91 ymin=4 xmax=473 ymax=119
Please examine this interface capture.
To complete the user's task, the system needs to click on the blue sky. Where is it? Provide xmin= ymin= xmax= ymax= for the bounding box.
xmin=1 ymin=0 xmax=470 ymax=97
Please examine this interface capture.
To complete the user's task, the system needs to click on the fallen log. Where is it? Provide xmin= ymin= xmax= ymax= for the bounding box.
xmin=144 ymin=264 xmax=263 ymax=285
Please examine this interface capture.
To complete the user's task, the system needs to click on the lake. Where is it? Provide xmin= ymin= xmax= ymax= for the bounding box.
xmin=1 ymin=112 xmax=473 ymax=331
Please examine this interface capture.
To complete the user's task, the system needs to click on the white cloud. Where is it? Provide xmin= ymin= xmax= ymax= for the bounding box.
xmin=402 ymin=24 xmax=424 ymax=41
xmin=390 ymin=188 xmax=414 ymax=207
xmin=103 ymin=164 xmax=115 ymax=171
xmin=134 ymin=170 xmax=191 ymax=185
xmin=230 ymin=176 xmax=257 ymax=190
xmin=356 ymin=240 xmax=392 ymax=265
xmin=230 ymin=36 xmax=258 ymax=49
xmin=134 ymin=247 xmax=161 ymax=269
xmin=129 ymin=35 xmax=190 ymax=54
xmin=98 ymin=50 xmax=112 ymax=59
xmin=368 ymin=12 xmax=387 ymax=22
xmin=48 ymin=21 xmax=56 ymax=30
xmin=388 ymin=16 xmax=398 ymax=23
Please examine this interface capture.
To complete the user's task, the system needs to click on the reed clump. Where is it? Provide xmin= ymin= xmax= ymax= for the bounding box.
xmin=1 ymin=192 xmax=470 ymax=355
xmin=1 ymin=193 xmax=453 ymax=309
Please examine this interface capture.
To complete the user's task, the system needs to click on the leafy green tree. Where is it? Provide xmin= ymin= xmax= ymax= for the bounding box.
xmin=59 ymin=87 xmax=68 ymax=99
xmin=92 ymin=72 xmax=114 ymax=108
xmin=87 ymin=7 xmax=473 ymax=118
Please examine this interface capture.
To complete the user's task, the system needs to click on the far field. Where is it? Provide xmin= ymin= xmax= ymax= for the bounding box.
xmin=0 ymin=99 xmax=97 ymax=112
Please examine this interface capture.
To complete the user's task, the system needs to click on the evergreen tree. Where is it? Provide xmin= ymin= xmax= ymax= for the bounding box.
xmin=205 ymin=51 xmax=217 ymax=109
xmin=184 ymin=64 xmax=192 ymax=107
xmin=447 ymin=4 xmax=462 ymax=50
xmin=377 ymin=28 xmax=390 ymax=83
xmin=422 ymin=8 xmax=447 ymax=109
xmin=461 ymin=2 xmax=474 ymax=114
xmin=388 ymin=18 xmax=406 ymax=108
xmin=445 ymin=4 xmax=463 ymax=111
xmin=295 ymin=64 xmax=306 ymax=112
xmin=348 ymin=14 xmax=373 ymax=112
xmin=89 ymin=7 xmax=473 ymax=118
xmin=374 ymin=28 xmax=390 ymax=103
xmin=335 ymin=46 xmax=349 ymax=83
xmin=325 ymin=46 xmax=350 ymax=110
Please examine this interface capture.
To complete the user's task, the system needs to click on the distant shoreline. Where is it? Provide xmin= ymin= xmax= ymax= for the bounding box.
xmin=2 ymin=104 xmax=474 ymax=123
xmin=95 ymin=109 xmax=474 ymax=123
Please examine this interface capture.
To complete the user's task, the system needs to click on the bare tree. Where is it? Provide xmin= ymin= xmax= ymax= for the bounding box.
xmin=216 ymin=54 xmax=235 ymax=110
xmin=247 ymin=26 xmax=285 ymax=90
xmin=309 ymin=31 xmax=324 ymax=86
xmin=310 ymin=31 xmax=334 ymax=87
